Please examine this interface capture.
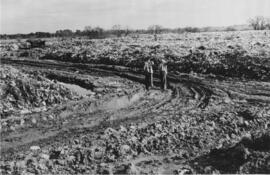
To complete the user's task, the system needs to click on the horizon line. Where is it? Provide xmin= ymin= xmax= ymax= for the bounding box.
xmin=0 ymin=23 xmax=251 ymax=35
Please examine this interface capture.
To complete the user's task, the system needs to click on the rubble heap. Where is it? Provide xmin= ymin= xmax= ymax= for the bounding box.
xmin=1 ymin=31 xmax=270 ymax=80
xmin=0 ymin=66 xmax=78 ymax=117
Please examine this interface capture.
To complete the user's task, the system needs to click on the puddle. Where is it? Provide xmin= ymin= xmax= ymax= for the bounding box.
xmin=105 ymin=92 xmax=143 ymax=110
xmin=59 ymin=82 xmax=94 ymax=97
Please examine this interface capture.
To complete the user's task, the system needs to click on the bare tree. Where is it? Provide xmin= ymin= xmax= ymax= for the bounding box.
xmin=148 ymin=25 xmax=163 ymax=41
xmin=248 ymin=16 xmax=267 ymax=30
xmin=112 ymin=24 xmax=122 ymax=37
xmin=148 ymin=25 xmax=163 ymax=34
xmin=84 ymin=26 xmax=92 ymax=31
xmin=265 ymin=18 xmax=270 ymax=29
xmin=84 ymin=26 xmax=104 ymax=38
xmin=124 ymin=26 xmax=130 ymax=36
xmin=93 ymin=27 xmax=104 ymax=38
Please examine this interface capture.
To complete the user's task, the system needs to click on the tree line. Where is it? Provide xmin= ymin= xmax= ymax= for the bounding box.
xmin=1 ymin=16 xmax=269 ymax=39
xmin=248 ymin=16 xmax=270 ymax=30
xmin=0 ymin=25 xmax=203 ymax=39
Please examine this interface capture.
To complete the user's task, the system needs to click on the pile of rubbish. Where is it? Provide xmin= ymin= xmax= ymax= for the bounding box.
xmin=29 ymin=36 xmax=268 ymax=81
xmin=0 ymin=65 xmax=78 ymax=118
xmin=1 ymin=31 xmax=269 ymax=80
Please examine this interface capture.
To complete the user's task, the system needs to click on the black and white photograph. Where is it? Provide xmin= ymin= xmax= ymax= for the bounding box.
xmin=1 ymin=0 xmax=270 ymax=174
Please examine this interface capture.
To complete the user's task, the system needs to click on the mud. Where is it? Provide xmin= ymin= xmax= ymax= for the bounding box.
xmin=1 ymin=57 xmax=269 ymax=174
xmin=58 ymin=82 xmax=94 ymax=97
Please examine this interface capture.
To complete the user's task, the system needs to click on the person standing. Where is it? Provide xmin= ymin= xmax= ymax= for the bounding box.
xmin=159 ymin=59 xmax=168 ymax=90
xmin=144 ymin=58 xmax=154 ymax=90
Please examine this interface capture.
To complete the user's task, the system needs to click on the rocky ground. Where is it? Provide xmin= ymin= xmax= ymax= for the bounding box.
xmin=0 ymin=31 xmax=270 ymax=174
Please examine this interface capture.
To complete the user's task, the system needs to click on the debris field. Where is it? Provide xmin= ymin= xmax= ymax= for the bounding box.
xmin=0 ymin=31 xmax=270 ymax=174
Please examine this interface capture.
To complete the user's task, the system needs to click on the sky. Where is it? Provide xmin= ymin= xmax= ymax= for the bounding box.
xmin=1 ymin=0 xmax=270 ymax=34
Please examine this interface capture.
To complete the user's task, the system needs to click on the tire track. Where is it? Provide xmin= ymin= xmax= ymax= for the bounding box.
xmin=2 ymin=58 xmax=214 ymax=109
xmin=1 ymin=58 xmax=270 ymax=167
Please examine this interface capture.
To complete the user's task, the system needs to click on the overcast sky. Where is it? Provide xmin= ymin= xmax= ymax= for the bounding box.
xmin=1 ymin=0 xmax=270 ymax=34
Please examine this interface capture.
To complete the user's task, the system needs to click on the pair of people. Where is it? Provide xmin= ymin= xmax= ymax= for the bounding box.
xmin=144 ymin=58 xmax=167 ymax=90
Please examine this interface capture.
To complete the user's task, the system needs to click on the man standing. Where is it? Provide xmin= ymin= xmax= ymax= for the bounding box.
xmin=159 ymin=59 xmax=168 ymax=90
xmin=144 ymin=58 xmax=154 ymax=90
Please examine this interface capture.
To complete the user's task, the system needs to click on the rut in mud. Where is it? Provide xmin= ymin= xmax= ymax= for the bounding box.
xmin=1 ymin=58 xmax=269 ymax=174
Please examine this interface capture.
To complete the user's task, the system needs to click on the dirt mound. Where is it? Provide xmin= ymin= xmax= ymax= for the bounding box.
xmin=0 ymin=66 xmax=78 ymax=118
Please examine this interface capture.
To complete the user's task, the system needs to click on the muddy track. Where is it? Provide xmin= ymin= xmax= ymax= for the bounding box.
xmin=2 ymin=58 xmax=214 ymax=106
xmin=3 ymin=58 xmax=270 ymax=104
xmin=2 ymin=58 xmax=270 ymax=117
xmin=1 ymin=58 xmax=270 ymax=161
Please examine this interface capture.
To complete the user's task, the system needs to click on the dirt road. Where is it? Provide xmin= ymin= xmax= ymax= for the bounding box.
xmin=1 ymin=58 xmax=270 ymax=174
